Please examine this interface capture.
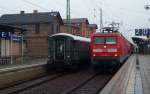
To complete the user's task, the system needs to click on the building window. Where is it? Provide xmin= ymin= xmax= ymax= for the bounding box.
xmin=51 ymin=24 xmax=54 ymax=34
xmin=56 ymin=25 xmax=59 ymax=33
xmin=90 ymin=28 xmax=93 ymax=31
xmin=35 ymin=24 xmax=40 ymax=34
xmin=21 ymin=25 xmax=28 ymax=29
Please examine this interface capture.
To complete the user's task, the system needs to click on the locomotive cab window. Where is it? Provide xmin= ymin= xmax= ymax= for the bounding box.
xmin=106 ymin=37 xmax=116 ymax=44
xmin=93 ymin=37 xmax=105 ymax=44
xmin=93 ymin=36 xmax=116 ymax=44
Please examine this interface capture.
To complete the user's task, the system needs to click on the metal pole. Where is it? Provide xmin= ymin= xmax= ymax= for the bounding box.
xmin=10 ymin=34 xmax=13 ymax=64
xmin=22 ymin=35 xmax=24 ymax=63
xmin=100 ymin=8 xmax=103 ymax=32
xmin=66 ymin=0 xmax=71 ymax=33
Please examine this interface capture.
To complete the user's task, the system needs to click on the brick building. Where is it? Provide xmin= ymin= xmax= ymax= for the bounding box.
xmin=63 ymin=18 xmax=90 ymax=37
xmin=0 ymin=11 xmax=63 ymax=58
xmin=60 ymin=24 xmax=80 ymax=35
xmin=89 ymin=24 xmax=98 ymax=35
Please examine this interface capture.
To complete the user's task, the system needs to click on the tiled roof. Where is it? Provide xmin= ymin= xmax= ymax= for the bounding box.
xmin=63 ymin=18 xmax=89 ymax=24
xmin=89 ymin=24 xmax=98 ymax=29
xmin=0 ymin=11 xmax=63 ymax=24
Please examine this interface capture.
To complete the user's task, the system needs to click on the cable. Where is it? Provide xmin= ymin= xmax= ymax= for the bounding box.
xmin=0 ymin=6 xmax=15 ymax=12
xmin=21 ymin=0 xmax=50 ymax=11
xmin=96 ymin=0 xmax=148 ymax=14
xmin=54 ymin=0 xmax=65 ymax=7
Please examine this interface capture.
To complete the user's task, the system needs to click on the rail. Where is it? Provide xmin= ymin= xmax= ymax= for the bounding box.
xmin=0 ymin=64 xmax=48 ymax=89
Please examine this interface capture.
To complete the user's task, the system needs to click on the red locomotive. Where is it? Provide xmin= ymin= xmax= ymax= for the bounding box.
xmin=90 ymin=31 xmax=132 ymax=69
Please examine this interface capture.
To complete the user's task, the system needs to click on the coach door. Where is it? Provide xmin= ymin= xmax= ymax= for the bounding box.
xmin=54 ymin=38 xmax=65 ymax=60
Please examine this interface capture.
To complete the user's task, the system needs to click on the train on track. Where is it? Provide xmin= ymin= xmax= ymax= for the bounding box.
xmin=90 ymin=30 xmax=133 ymax=70
xmin=47 ymin=33 xmax=90 ymax=69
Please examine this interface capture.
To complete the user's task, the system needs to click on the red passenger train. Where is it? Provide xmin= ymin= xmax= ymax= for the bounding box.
xmin=90 ymin=32 xmax=132 ymax=69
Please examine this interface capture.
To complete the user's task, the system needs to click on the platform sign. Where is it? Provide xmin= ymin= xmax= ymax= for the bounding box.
xmin=0 ymin=32 xmax=11 ymax=39
xmin=0 ymin=32 xmax=23 ymax=42
xmin=11 ymin=34 xmax=22 ymax=42
xmin=135 ymin=29 xmax=150 ymax=36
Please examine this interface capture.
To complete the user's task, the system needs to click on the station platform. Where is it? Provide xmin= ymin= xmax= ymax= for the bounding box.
xmin=100 ymin=54 xmax=150 ymax=94
xmin=0 ymin=58 xmax=47 ymax=73
xmin=126 ymin=55 xmax=150 ymax=94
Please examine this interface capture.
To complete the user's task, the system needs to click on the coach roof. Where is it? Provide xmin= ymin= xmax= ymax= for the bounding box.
xmin=51 ymin=33 xmax=90 ymax=42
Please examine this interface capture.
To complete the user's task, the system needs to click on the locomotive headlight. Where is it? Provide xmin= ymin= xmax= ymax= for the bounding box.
xmin=108 ymin=49 xmax=117 ymax=52
xmin=114 ymin=54 xmax=118 ymax=56
xmin=93 ymin=49 xmax=102 ymax=52
xmin=93 ymin=54 xmax=96 ymax=57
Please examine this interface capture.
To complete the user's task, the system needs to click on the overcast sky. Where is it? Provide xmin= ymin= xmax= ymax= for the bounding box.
xmin=0 ymin=0 xmax=150 ymax=41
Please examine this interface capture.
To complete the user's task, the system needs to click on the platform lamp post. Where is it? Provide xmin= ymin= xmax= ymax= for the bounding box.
xmin=21 ymin=30 xmax=26 ymax=63
xmin=144 ymin=5 xmax=150 ymax=39
xmin=144 ymin=5 xmax=150 ymax=10
xmin=10 ymin=33 xmax=13 ymax=64
xmin=21 ymin=33 xmax=24 ymax=63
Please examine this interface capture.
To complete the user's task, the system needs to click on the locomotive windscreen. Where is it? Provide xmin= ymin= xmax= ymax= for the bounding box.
xmin=93 ymin=36 xmax=116 ymax=44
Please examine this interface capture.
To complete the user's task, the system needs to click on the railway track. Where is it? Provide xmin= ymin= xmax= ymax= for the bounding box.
xmin=61 ymin=74 xmax=112 ymax=94
xmin=18 ymin=68 xmax=114 ymax=94
xmin=0 ymin=73 xmax=65 ymax=94
xmin=0 ymin=66 xmax=117 ymax=94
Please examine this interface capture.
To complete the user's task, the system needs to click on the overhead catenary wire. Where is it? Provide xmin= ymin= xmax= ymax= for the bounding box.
xmin=0 ymin=6 xmax=16 ymax=12
xmin=86 ymin=0 xmax=150 ymax=27
xmin=17 ymin=0 xmax=148 ymax=28
xmin=21 ymin=0 xmax=50 ymax=11
xmin=54 ymin=0 xmax=65 ymax=7
xmin=93 ymin=0 xmax=148 ymax=14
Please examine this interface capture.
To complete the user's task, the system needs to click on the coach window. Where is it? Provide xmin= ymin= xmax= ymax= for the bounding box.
xmin=106 ymin=37 xmax=116 ymax=44
xmin=93 ymin=37 xmax=105 ymax=44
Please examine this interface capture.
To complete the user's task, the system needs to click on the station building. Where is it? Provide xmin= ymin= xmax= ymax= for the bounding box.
xmin=0 ymin=25 xmax=25 ymax=64
xmin=0 ymin=10 xmax=63 ymax=58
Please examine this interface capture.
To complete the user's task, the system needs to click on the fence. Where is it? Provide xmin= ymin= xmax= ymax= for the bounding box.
xmin=0 ymin=36 xmax=48 ymax=65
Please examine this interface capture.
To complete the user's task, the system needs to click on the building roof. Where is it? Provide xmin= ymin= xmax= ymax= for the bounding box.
xmin=89 ymin=24 xmax=98 ymax=29
xmin=132 ymin=37 xmax=147 ymax=45
xmin=0 ymin=24 xmax=26 ymax=33
xmin=63 ymin=18 xmax=89 ymax=25
xmin=63 ymin=24 xmax=80 ymax=29
xmin=0 ymin=11 xmax=63 ymax=25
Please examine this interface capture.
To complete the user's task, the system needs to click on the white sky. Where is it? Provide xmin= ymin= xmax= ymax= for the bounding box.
xmin=0 ymin=0 xmax=150 ymax=41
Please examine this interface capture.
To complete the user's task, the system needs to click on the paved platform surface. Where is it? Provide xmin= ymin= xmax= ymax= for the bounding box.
xmin=0 ymin=58 xmax=47 ymax=72
xmin=100 ymin=55 xmax=136 ymax=94
xmin=100 ymin=54 xmax=150 ymax=94
xmin=126 ymin=55 xmax=150 ymax=94
xmin=138 ymin=55 xmax=150 ymax=94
